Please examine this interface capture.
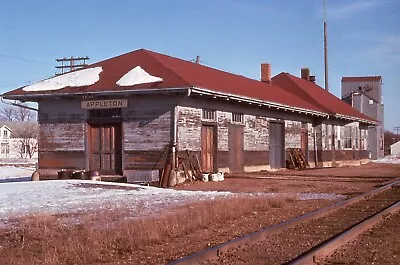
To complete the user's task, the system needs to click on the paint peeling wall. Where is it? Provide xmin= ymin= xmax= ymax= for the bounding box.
xmin=176 ymin=106 xmax=271 ymax=152
xmin=176 ymin=106 xmax=202 ymax=151
xmin=244 ymin=115 xmax=269 ymax=151
xmin=285 ymin=120 xmax=302 ymax=148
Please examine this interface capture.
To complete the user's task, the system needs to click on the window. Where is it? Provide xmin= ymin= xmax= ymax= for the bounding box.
xmin=369 ymin=99 xmax=374 ymax=105
xmin=89 ymin=108 xmax=122 ymax=119
xmin=3 ymin=130 xmax=8 ymax=139
xmin=1 ymin=144 xmax=9 ymax=155
xmin=344 ymin=126 xmax=352 ymax=149
xmin=21 ymin=144 xmax=30 ymax=154
xmin=202 ymin=109 xmax=216 ymax=121
xmin=232 ymin=112 xmax=243 ymax=123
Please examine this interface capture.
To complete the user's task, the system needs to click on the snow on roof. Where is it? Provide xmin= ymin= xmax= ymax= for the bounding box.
xmin=22 ymin=67 xmax=103 ymax=92
xmin=116 ymin=65 xmax=163 ymax=86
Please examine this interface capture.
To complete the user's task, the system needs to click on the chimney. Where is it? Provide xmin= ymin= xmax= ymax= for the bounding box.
xmin=261 ymin=63 xmax=271 ymax=83
xmin=301 ymin=68 xmax=310 ymax=81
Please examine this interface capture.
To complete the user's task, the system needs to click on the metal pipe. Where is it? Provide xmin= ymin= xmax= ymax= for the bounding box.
xmin=0 ymin=97 xmax=38 ymax=111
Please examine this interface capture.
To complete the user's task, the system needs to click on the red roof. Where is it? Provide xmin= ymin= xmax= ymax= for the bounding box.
xmin=272 ymin=73 xmax=375 ymax=122
xmin=341 ymin=76 xmax=381 ymax=82
xmin=3 ymin=48 xmax=374 ymax=123
xmin=3 ymin=49 xmax=325 ymax=114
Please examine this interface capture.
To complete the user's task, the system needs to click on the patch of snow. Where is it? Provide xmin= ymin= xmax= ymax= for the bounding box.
xmin=116 ymin=66 xmax=162 ymax=86
xmin=247 ymin=191 xmax=345 ymax=201
xmin=372 ymin=155 xmax=400 ymax=164
xmin=23 ymin=67 xmax=103 ymax=92
xmin=297 ymin=192 xmax=346 ymax=200
xmin=0 ymin=166 xmax=34 ymax=183
xmin=0 ymin=180 xmax=231 ymax=222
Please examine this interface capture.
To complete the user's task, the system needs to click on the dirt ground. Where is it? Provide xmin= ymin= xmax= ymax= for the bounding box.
xmin=169 ymin=162 xmax=400 ymax=265
xmin=323 ymin=211 xmax=400 ymax=265
xmin=175 ymin=162 xmax=400 ymax=195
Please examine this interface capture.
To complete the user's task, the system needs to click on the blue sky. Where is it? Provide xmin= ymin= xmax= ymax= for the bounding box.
xmin=0 ymin=0 xmax=399 ymax=131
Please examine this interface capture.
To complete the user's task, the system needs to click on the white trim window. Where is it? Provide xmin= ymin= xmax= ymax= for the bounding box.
xmin=232 ymin=112 xmax=243 ymax=123
xmin=3 ymin=130 xmax=9 ymax=139
xmin=202 ymin=109 xmax=216 ymax=121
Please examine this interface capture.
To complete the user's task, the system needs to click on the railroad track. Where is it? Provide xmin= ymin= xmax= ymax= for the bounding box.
xmin=168 ymin=180 xmax=400 ymax=265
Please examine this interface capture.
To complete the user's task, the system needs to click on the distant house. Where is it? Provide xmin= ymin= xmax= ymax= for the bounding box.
xmin=2 ymin=49 xmax=376 ymax=183
xmin=341 ymin=76 xmax=384 ymax=159
xmin=0 ymin=123 xmax=38 ymax=159
xmin=0 ymin=125 xmax=12 ymax=157
xmin=390 ymin=141 xmax=400 ymax=155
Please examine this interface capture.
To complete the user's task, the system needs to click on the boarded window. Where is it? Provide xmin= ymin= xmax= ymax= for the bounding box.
xmin=232 ymin=112 xmax=243 ymax=123
xmin=202 ymin=109 xmax=216 ymax=121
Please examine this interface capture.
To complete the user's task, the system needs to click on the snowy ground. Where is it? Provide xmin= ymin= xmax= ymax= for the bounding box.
xmin=373 ymin=154 xmax=400 ymax=164
xmin=0 ymin=165 xmax=353 ymax=224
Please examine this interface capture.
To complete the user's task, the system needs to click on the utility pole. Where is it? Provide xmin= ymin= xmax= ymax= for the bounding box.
xmin=323 ymin=0 xmax=335 ymax=165
xmin=324 ymin=0 xmax=329 ymax=92
xmin=55 ymin=56 xmax=89 ymax=76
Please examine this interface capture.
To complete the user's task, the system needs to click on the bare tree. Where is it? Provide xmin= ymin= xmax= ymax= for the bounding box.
xmin=15 ymin=103 xmax=35 ymax=121
xmin=12 ymin=123 xmax=39 ymax=159
xmin=0 ymin=105 xmax=17 ymax=121
xmin=0 ymin=102 xmax=36 ymax=121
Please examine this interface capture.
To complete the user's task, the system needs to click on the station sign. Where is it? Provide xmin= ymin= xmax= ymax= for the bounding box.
xmin=81 ymin=99 xmax=128 ymax=109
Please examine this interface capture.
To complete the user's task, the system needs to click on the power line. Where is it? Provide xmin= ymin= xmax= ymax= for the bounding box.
xmin=0 ymin=53 xmax=52 ymax=66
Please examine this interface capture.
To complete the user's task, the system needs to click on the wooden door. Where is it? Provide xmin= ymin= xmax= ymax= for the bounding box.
xmin=89 ymin=124 xmax=122 ymax=175
xmin=201 ymin=125 xmax=216 ymax=173
xmin=269 ymin=122 xmax=285 ymax=168
xmin=229 ymin=124 xmax=244 ymax=172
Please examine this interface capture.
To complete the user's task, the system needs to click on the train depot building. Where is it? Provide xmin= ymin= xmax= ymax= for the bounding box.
xmin=2 ymin=49 xmax=376 ymax=184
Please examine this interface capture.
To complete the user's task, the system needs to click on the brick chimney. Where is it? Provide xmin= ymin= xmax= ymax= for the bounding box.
xmin=261 ymin=63 xmax=271 ymax=83
xmin=301 ymin=68 xmax=310 ymax=81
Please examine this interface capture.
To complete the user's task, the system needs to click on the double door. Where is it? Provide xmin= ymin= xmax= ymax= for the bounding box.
xmin=89 ymin=124 xmax=122 ymax=175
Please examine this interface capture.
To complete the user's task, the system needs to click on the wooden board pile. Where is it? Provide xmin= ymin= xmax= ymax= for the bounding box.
xmin=177 ymin=150 xmax=202 ymax=181
xmin=286 ymin=148 xmax=309 ymax=170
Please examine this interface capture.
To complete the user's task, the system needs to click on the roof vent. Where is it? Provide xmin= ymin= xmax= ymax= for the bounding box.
xmin=309 ymin=75 xmax=316 ymax=82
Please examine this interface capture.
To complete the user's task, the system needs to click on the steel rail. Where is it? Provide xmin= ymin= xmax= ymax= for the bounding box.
xmin=167 ymin=179 xmax=400 ymax=265
xmin=288 ymin=199 xmax=400 ymax=265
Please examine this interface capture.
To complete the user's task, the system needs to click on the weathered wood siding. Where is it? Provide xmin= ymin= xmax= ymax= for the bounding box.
xmin=123 ymin=96 xmax=174 ymax=151
xmin=38 ymin=100 xmax=86 ymax=176
xmin=39 ymin=123 xmax=86 ymax=151
xmin=123 ymin=96 xmax=175 ymax=171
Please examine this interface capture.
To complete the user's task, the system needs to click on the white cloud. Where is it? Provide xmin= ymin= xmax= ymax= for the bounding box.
xmin=323 ymin=0 xmax=393 ymax=20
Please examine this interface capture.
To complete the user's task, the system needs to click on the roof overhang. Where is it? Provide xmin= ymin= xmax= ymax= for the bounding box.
xmin=190 ymin=86 xmax=328 ymax=118
xmin=2 ymin=86 xmax=376 ymax=126
xmin=332 ymin=113 xmax=377 ymax=126
xmin=1 ymin=87 xmax=190 ymax=102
